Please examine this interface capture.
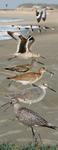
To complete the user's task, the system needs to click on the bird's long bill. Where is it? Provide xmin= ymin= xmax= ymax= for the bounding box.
xmin=36 ymin=60 xmax=45 ymax=65
xmin=40 ymin=55 xmax=46 ymax=59
xmin=0 ymin=102 xmax=10 ymax=110
xmin=46 ymin=69 xmax=54 ymax=75
xmin=45 ymin=85 xmax=56 ymax=93
xmin=8 ymin=56 xmax=16 ymax=61
xmin=7 ymin=31 xmax=17 ymax=41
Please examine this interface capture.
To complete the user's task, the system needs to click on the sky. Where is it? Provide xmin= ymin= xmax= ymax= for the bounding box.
xmin=0 ymin=0 xmax=58 ymax=9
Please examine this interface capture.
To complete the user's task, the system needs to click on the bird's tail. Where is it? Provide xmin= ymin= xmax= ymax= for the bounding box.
xmin=47 ymin=123 xmax=57 ymax=130
xmin=5 ymin=68 xmax=10 ymax=71
xmin=7 ymin=75 xmax=16 ymax=80
xmin=7 ymin=76 xmax=12 ymax=79
xmin=5 ymin=67 xmax=15 ymax=71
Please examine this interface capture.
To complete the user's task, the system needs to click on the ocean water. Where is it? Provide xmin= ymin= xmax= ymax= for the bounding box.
xmin=0 ymin=24 xmax=18 ymax=40
xmin=0 ymin=25 xmax=31 ymax=40
xmin=0 ymin=26 xmax=34 ymax=40
xmin=0 ymin=17 xmax=24 ymax=40
xmin=0 ymin=18 xmax=23 ymax=23
xmin=0 ymin=17 xmax=40 ymax=40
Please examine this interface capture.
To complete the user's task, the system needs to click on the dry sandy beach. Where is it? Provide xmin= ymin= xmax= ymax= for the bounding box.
xmin=0 ymin=7 xmax=58 ymax=145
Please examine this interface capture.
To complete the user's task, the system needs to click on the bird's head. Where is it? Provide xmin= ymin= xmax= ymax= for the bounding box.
xmin=39 ymin=67 xmax=46 ymax=74
xmin=39 ymin=67 xmax=54 ymax=75
xmin=0 ymin=96 xmax=20 ymax=112
xmin=41 ymin=83 xmax=56 ymax=92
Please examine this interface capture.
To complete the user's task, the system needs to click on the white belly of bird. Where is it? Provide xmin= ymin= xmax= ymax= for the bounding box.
xmin=14 ymin=52 xmax=33 ymax=59
xmin=16 ymin=77 xmax=39 ymax=85
xmin=14 ymin=52 xmax=39 ymax=59
xmin=16 ymin=80 xmax=31 ymax=85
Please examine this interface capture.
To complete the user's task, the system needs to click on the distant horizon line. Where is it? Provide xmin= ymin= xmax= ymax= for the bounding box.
xmin=17 ymin=2 xmax=58 ymax=6
xmin=0 ymin=2 xmax=58 ymax=9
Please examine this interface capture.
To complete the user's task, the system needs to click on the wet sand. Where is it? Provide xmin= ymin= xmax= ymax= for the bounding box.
xmin=0 ymin=8 xmax=58 ymax=145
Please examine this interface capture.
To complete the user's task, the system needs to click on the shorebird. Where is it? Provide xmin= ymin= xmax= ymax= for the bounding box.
xmin=18 ymin=24 xmax=43 ymax=33
xmin=11 ymin=24 xmax=41 ymax=32
xmin=11 ymin=24 xmax=55 ymax=34
xmin=7 ymin=31 xmax=46 ymax=60
xmin=0 ymin=99 xmax=57 ymax=144
xmin=7 ymin=67 xmax=54 ymax=86
xmin=5 ymin=59 xmax=44 ymax=73
xmin=9 ymin=83 xmax=56 ymax=105
xmin=36 ymin=8 xmax=55 ymax=32
xmin=36 ymin=9 xmax=42 ymax=23
xmin=36 ymin=8 xmax=46 ymax=23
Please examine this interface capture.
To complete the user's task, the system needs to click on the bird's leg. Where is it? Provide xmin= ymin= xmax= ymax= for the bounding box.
xmin=31 ymin=126 xmax=35 ymax=137
xmin=35 ymin=129 xmax=43 ymax=145
xmin=8 ymin=80 xmax=13 ymax=87
xmin=37 ymin=133 xmax=43 ymax=145
xmin=31 ymin=127 xmax=38 ymax=145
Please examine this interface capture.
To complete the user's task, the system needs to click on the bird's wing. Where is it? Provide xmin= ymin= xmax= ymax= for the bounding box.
xmin=7 ymin=31 xmax=27 ymax=54
xmin=26 ymin=35 xmax=35 ymax=52
xmin=36 ymin=9 xmax=43 ymax=23
xmin=7 ymin=31 xmax=21 ymax=53
xmin=42 ymin=8 xmax=47 ymax=21
xmin=7 ymin=31 xmax=20 ymax=40
xmin=7 ymin=72 xmax=36 ymax=81
xmin=17 ymin=107 xmax=48 ymax=127
xmin=16 ymin=35 xmax=27 ymax=53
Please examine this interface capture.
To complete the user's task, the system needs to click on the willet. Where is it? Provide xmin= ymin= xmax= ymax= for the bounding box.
xmin=36 ymin=8 xmax=46 ymax=23
xmin=9 ymin=83 xmax=56 ymax=105
xmin=7 ymin=31 xmax=46 ymax=60
xmin=36 ymin=9 xmax=43 ymax=23
xmin=7 ymin=67 xmax=54 ymax=86
xmin=5 ymin=59 xmax=44 ymax=73
xmin=11 ymin=24 xmax=41 ymax=32
xmin=18 ymin=24 xmax=43 ymax=33
xmin=36 ymin=8 xmax=55 ymax=32
xmin=0 ymin=99 xmax=57 ymax=144
xmin=11 ymin=24 xmax=55 ymax=34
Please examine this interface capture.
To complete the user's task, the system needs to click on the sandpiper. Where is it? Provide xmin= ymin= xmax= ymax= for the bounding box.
xmin=7 ymin=67 xmax=54 ymax=86
xmin=9 ymin=83 xmax=56 ymax=105
xmin=36 ymin=8 xmax=46 ymax=23
xmin=0 ymin=99 xmax=57 ymax=144
xmin=7 ymin=31 xmax=46 ymax=60
xmin=5 ymin=59 xmax=44 ymax=73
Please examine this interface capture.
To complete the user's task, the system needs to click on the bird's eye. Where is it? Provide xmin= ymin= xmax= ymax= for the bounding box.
xmin=10 ymin=101 xmax=12 ymax=104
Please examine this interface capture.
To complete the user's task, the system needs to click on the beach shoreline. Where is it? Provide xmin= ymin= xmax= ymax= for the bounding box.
xmin=0 ymin=6 xmax=58 ymax=145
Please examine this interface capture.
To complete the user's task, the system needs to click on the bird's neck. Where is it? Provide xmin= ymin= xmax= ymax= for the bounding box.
xmin=25 ymin=41 xmax=29 ymax=52
xmin=31 ymin=60 xmax=36 ymax=66
xmin=13 ymin=103 xmax=21 ymax=115
xmin=38 ymin=70 xmax=45 ymax=76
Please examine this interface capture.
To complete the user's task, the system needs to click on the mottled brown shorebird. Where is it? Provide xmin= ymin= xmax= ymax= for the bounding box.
xmin=0 ymin=99 xmax=57 ymax=144
xmin=5 ymin=59 xmax=44 ymax=73
xmin=7 ymin=67 xmax=54 ymax=86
